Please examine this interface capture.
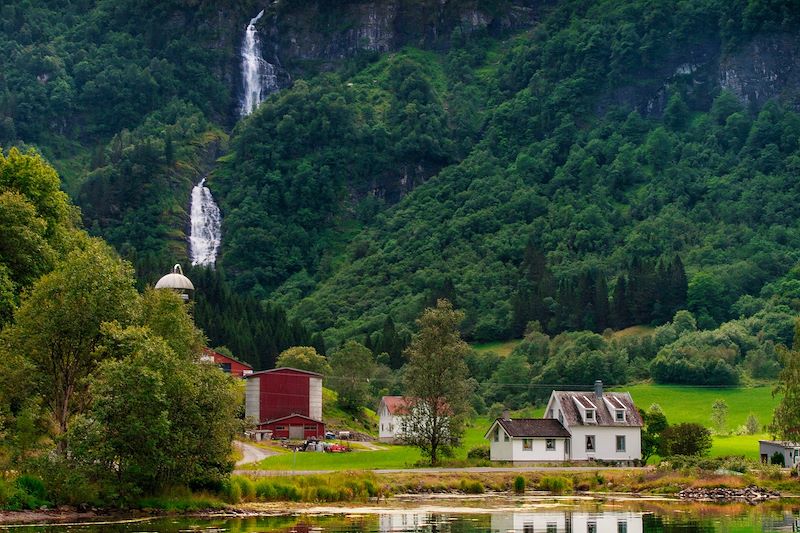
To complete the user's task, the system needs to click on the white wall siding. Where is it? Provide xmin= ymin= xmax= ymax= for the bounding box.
xmin=509 ymin=437 xmax=569 ymax=462
xmin=245 ymin=376 xmax=260 ymax=423
xmin=568 ymin=426 xmax=641 ymax=461
xmin=488 ymin=426 xmax=514 ymax=461
xmin=309 ymin=377 xmax=322 ymax=421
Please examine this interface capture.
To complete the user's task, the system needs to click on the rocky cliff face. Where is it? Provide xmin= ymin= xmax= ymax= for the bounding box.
xmin=596 ymin=32 xmax=800 ymax=117
xmin=258 ymin=0 xmax=547 ymax=72
xmin=720 ymin=33 xmax=800 ymax=110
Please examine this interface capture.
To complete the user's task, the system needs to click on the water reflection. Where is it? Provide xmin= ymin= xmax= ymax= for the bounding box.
xmin=3 ymin=505 xmax=800 ymax=532
xmin=491 ymin=511 xmax=642 ymax=533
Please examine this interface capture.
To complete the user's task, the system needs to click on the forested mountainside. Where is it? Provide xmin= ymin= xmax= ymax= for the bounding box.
xmin=3 ymin=0 xmax=800 ymax=370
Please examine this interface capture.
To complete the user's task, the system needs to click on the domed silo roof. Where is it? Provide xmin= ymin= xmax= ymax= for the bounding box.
xmin=155 ymin=264 xmax=195 ymax=291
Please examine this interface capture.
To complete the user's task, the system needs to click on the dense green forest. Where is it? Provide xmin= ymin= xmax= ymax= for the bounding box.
xmin=3 ymin=0 xmax=800 ymax=378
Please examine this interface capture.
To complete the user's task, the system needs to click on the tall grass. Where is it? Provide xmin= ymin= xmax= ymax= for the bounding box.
xmin=224 ymin=472 xmax=381 ymax=503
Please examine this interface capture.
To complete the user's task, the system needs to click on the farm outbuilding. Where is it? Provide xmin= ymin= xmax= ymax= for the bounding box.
xmin=245 ymin=367 xmax=325 ymax=440
xmin=201 ymin=348 xmax=253 ymax=378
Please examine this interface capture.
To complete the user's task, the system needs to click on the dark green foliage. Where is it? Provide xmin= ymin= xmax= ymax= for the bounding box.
xmin=660 ymin=423 xmax=713 ymax=457
xmin=189 ymin=266 xmax=314 ymax=370
xmin=770 ymin=451 xmax=785 ymax=467
xmin=513 ymin=475 xmax=526 ymax=494
xmin=641 ymin=406 xmax=669 ymax=463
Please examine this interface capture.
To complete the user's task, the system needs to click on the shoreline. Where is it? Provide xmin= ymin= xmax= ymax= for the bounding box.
xmin=2 ymin=490 xmax=798 ymax=526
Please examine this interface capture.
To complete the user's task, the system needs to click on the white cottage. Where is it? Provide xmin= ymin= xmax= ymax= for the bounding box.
xmin=543 ymin=380 xmax=643 ymax=463
xmin=484 ymin=417 xmax=571 ymax=463
xmin=378 ymin=396 xmax=410 ymax=443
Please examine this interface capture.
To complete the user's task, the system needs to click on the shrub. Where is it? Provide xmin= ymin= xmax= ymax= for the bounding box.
xmin=459 ymin=479 xmax=484 ymax=494
xmin=538 ymin=476 xmax=571 ymax=494
xmin=660 ymin=423 xmax=712 ymax=456
xmin=771 ymin=451 xmax=786 ymax=467
xmin=513 ymin=476 xmax=525 ymax=494
xmin=223 ymin=479 xmax=242 ymax=503
xmin=467 ymin=445 xmax=490 ymax=460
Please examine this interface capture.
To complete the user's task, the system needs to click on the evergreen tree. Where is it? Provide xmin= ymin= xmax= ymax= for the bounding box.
xmin=611 ymin=274 xmax=631 ymax=329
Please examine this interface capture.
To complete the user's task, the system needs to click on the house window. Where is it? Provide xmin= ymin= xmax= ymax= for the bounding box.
xmin=304 ymin=425 xmax=317 ymax=430
xmin=523 ymin=523 xmax=534 ymax=533
xmin=616 ymin=435 xmax=626 ymax=452
xmin=276 ymin=425 xmax=287 ymax=431
xmin=558 ymin=410 xmax=563 ymax=423
xmin=587 ymin=521 xmax=597 ymax=533
xmin=546 ymin=439 xmax=556 ymax=450
xmin=546 ymin=523 xmax=557 ymax=533
xmin=586 ymin=435 xmax=595 ymax=452
xmin=616 ymin=410 xmax=624 ymax=421
xmin=523 ymin=439 xmax=532 ymax=450
xmin=585 ymin=410 xmax=594 ymax=420
xmin=219 ymin=362 xmax=231 ymax=373
xmin=617 ymin=519 xmax=627 ymax=533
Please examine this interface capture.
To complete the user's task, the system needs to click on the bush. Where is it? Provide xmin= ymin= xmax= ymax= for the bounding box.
xmin=467 ymin=445 xmax=490 ymax=460
xmin=660 ymin=423 xmax=712 ymax=456
xmin=513 ymin=476 xmax=525 ymax=494
xmin=459 ymin=479 xmax=484 ymax=494
xmin=538 ymin=476 xmax=571 ymax=494
xmin=771 ymin=451 xmax=786 ymax=467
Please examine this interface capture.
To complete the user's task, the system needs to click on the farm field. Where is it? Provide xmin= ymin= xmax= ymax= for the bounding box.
xmin=254 ymin=383 xmax=779 ymax=470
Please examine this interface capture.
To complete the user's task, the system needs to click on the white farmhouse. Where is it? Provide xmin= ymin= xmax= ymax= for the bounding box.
xmin=543 ymin=380 xmax=643 ymax=462
xmin=484 ymin=417 xmax=571 ymax=462
xmin=759 ymin=440 xmax=800 ymax=468
xmin=378 ymin=396 xmax=410 ymax=443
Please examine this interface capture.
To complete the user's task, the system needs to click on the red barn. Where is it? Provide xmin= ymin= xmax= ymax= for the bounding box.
xmin=201 ymin=348 xmax=253 ymax=378
xmin=245 ymin=367 xmax=324 ymax=440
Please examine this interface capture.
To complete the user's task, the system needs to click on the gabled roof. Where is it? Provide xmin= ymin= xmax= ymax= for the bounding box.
xmin=484 ymin=418 xmax=571 ymax=439
xmin=380 ymin=396 xmax=411 ymax=415
xmin=574 ymin=395 xmax=597 ymax=409
xmin=552 ymin=391 xmax=643 ymax=427
xmin=245 ymin=366 xmax=323 ymax=379
xmin=263 ymin=413 xmax=324 ymax=425
xmin=203 ymin=347 xmax=253 ymax=369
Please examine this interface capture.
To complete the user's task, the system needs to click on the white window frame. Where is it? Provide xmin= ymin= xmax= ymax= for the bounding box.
xmin=616 ymin=435 xmax=626 ymax=452
xmin=522 ymin=438 xmax=533 ymax=451
xmin=616 ymin=410 xmax=624 ymax=421
xmin=546 ymin=438 xmax=556 ymax=450
xmin=586 ymin=435 xmax=596 ymax=452
xmin=585 ymin=409 xmax=594 ymax=420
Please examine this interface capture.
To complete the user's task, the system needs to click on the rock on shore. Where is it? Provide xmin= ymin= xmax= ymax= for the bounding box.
xmin=678 ymin=485 xmax=781 ymax=504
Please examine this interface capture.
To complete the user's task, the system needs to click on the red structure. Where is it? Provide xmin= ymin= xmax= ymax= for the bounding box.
xmin=201 ymin=348 xmax=253 ymax=378
xmin=245 ymin=367 xmax=325 ymax=440
xmin=261 ymin=414 xmax=326 ymax=440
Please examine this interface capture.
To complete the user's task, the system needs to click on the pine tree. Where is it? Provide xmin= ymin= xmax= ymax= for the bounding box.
xmin=611 ymin=274 xmax=631 ymax=329
xmin=593 ymin=271 xmax=610 ymax=331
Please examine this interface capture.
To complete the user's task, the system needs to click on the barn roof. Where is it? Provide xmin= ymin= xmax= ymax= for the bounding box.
xmin=264 ymin=413 xmax=324 ymax=424
xmin=245 ymin=366 xmax=323 ymax=378
xmin=484 ymin=418 xmax=570 ymax=439
xmin=551 ymin=391 xmax=643 ymax=427
xmin=203 ymin=347 xmax=253 ymax=369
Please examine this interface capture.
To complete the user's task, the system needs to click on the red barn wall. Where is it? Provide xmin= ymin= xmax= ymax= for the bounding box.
xmin=258 ymin=416 xmax=325 ymax=439
xmin=259 ymin=370 xmax=311 ymax=422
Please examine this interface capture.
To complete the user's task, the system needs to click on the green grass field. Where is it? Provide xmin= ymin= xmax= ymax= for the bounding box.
xmin=253 ymin=383 xmax=779 ymax=470
xmin=470 ymin=339 xmax=521 ymax=357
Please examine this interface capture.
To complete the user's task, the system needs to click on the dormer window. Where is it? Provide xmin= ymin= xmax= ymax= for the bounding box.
xmin=585 ymin=410 xmax=594 ymax=420
xmin=616 ymin=409 xmax=624 ymax=422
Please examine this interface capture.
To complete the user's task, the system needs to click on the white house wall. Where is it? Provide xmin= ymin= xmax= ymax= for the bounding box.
xmin=567 ymin=425 xmax=641 ymax=461
xmin=488 ymin=426 xmax=514 ymax=461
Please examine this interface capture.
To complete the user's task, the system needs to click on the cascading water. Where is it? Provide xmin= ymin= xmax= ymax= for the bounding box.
xmin=240 ymin=9 xmax=279 ymax=116
xmin=189 ymin=178 xmax=222 ymax=267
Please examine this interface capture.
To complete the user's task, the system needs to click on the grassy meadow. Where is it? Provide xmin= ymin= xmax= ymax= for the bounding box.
xmin=252 ymin=383 xmax=779 ymax=470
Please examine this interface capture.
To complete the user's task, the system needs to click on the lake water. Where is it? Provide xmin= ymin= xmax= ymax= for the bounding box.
xmin=4 ymin=501 xmax=800 ymax=532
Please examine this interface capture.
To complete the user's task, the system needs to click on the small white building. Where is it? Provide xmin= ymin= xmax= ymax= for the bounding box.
xmin=378 ymin=396 xmax=410 ymax=443
xmin=759 ymin=440 xmax=800 ymax=468
xmin=543 ymin=381 xmax=643 ymax=463
xmin=484 ymin=417 xmax=571 ymax=463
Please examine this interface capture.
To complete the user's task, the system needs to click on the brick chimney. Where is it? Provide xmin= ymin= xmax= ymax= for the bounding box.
xmin=594 ymin=380 xmax=603 ymax=399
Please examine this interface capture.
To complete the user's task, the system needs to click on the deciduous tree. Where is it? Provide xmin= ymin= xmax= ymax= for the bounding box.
xmin=402 ymin=299 xmax=471 ymax=465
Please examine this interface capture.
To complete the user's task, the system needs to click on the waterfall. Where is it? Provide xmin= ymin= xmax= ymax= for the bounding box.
xmin=240 ymin=9 xmax=279 ymax=116
xmin=189 ymin=178 xmax=222 ymax=267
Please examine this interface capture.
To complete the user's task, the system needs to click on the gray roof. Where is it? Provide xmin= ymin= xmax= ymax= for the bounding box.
xmin=486 ymin=418 xmax=571 ymax=438
xmin=552 ymin=391 xmax=643 ymax=427
xmin=760 ymin=440 xmax=800 ymax=448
